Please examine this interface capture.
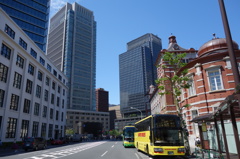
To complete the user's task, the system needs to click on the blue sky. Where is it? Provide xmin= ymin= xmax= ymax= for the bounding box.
xmin=50 ymin=0 xmax=240 ymax=105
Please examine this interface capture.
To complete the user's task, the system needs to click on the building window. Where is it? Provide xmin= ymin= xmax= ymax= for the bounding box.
xmin=207 ymin=68 xmax=223 ymax=91
xmin=34 ymin=103 xmax=40 ymax=116
xmin=38 ymin=71 xmax=43 ymax=81
xmin=10 ymin=94 xmax=19 ymax=111
xmin=53 ymin=70 xmax=57 ymax=76
xmin=57 ymin=97 xmax=60 ymax=106
xmin=0 ymin=63 xmax=8 ymax=82
xmin=51 ymin=94 xmax=54 ymax=104
xmin=13 ymin=72 xmax=22 ymax=89
xmin=28 ymin=64 xmax=34 ymax=75
xmin=46 ymin=77 xmax=50 ymax=86
xmin=25 ymin=79 xmax=33 ymax=94
xmin=23 ymin=99 xmax=31 ymax=114
xmin=0 ymin=89 xmax=5 ymax=107
xmin=5 ymin=24 xmax=15 ymax=39
xmin=47 ymin=64 xmax=51 ymax=72
xmin=20 ymin=120 xmax=29 ymax=138
xmin=63 ymin=89 xmax=65 ymax=96
xmin=43 ymin=106 xmax=47 ymax=118
xmin=41 ymin=123 xmax=47 ymax=137
xmin=36 ymin=85 xmax=41 ymax=98
xmin=50 ymin=108 xmax=53 ymax=119
xmin=58 ymin=86 xmax=61 ymax=93
xmin=32 ymin=121 xmax=39 ymax=137
xmin=1 ymin=43 xmax=11 ymax=59
xmin=39 ymin=57 xmax=45 ymax=66
xmin=62 ymin=99 xmax=64 ymax=108
xmin=19 ymin=38 xmax=27 ymax=50
xmin=48 ymin=124 xmax=53 ymax=138
xmin=6 ymin=117 xmax=17 ymax=138
xmin=30 ymin=48 xmax=37 ymax=59
xmin=61 ymin=112 xmax=64 ymax=121
xmin=188 ymin=76 xmax=196 ymax=96
xmin=52 ymin=81 xmax=55 ymax=90
xmin=56 ymin=110 xmax=59 ymax=120
xmin=58 ymin=75 xmax=62 ymax=81
xmin=44 ymin=90 xmax=48 ymax=101
xmin=16 ymin=55 xmax=24 ymax=68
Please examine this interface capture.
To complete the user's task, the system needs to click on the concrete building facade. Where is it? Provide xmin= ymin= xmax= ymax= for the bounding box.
xmin=0 ymin=8 xmax=68 ymax=142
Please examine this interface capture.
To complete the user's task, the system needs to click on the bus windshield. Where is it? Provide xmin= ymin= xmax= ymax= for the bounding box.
xmin=123 ymin=127 xmax=135 ymax=139
xmin=153 ymin=115 xmax=184 ymax=146
xmin=153 ymin=128 xmax=184 ymax=146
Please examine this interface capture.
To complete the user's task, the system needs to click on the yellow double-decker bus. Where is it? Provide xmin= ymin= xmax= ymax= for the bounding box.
xmin=134 ymin=114 xmax=185 ymax=157
xmin=122 ymin=125 xmax=135 ymax=147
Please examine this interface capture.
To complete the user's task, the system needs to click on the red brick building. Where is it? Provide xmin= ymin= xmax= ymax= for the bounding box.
xmin=152 ymin=35 xmax=197 ymax=115
xmin=152 ymin=34 xmax=240 ymax=151
xmin=96 ymin=88 xmax=109 ymax=112
xmin=179 ymin=36 xmax=239 ymax=136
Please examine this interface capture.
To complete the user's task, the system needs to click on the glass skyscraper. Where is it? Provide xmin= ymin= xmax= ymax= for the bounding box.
xmin=0 ymin=0 xmax=50 ymax=52
xmin=119 ymin=33 xmax=162 ymax=117
xmin=47 ymin=2 xmax=96 ymax=111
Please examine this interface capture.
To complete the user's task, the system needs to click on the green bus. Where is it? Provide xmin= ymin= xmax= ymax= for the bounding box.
xmin=122 ymin=125 xmax=136 ymax=147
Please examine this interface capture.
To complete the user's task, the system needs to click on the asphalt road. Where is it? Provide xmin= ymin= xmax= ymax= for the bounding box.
xmin=0 ymin=141 xmax=188 ymax=159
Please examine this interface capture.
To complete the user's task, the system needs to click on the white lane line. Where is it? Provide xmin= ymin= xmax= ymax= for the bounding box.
xmin=135 ymin=153 xmax=140 ymax=159
xmin=101 ymin=151 xmax=108 ymax=157
xmin=112 ymin=145 xmax=114 ymax=148
xmin=115 ymin=142 xmax=118 ymax=144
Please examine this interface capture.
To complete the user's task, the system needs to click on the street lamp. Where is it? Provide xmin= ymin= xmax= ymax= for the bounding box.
xmin=130 ymin=107 xmax=142 ymax=119
xmin=218 ymin=0 xmax=240 ymax=158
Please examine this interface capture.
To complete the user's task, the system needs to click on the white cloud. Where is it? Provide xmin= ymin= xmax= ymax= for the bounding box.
xmin=50 ymin=0 xmax=83 ymax=17
xmin=50 ymin=0 xmax=68 ymax=16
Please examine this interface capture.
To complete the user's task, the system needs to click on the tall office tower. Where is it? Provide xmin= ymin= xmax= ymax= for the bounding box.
xmin=96 ymin=88 xmax=109 ymax=112
xmin=47 ymin=2 xmax=96 ymax=111
xmin=119 ymin=33 xmax=162 ymax=118
xmin=0 ymin=0 xmax=50 ymax=52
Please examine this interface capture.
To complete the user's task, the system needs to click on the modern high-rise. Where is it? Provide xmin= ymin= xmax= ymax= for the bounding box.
xmin=47 ymin=2 xmax=96 ymax=111
xmin=0 ymin=0 xmax=50 ymax=52
xmin=119 ymin=33 xmax=162 ymax=118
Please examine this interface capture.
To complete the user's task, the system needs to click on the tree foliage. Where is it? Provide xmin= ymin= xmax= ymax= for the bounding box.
xmin=155 ymin=52 xmax=191 ymax=154
xmin=65 ymin=128 xmax=74 ymax=135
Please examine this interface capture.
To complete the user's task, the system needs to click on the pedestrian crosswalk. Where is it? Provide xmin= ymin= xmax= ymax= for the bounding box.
xmin=23 ymin=141 xmax=106 ymax=159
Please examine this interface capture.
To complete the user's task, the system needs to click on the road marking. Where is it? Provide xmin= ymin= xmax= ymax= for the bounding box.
xmin=23 ymin=141 xmax=106 ymax=159
xmin=115 ymin=142 xmax=118 ymax=144
xmin=135 ymin=153 xmax=140 ymax=159
xmin=101 ymin=151 xmax=108 ymax=157
xmin=112 ymin=145 xmax=114 ymax=148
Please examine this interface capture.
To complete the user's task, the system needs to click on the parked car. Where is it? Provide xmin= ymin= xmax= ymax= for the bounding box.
xmin=51 ymin=139 xmax=63 ymax=145
xmin=22 ymin=137 xmax=47 ymax=151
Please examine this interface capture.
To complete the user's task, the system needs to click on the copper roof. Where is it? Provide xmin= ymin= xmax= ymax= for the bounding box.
xmin=198 ymin=38 xmax=239 ymax=57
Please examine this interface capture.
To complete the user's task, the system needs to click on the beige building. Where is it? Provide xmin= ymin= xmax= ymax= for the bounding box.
xmin=66 ymin=109 xmax=109 ymax=134
xmin=0 ymin=8 xmax=68 ymax=142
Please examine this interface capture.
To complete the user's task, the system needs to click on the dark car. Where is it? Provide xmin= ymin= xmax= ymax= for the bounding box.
xmin=22 ymin=137 xmax=47 ymax=151
xmin=51 ymin=139 xmax=63 ymax=145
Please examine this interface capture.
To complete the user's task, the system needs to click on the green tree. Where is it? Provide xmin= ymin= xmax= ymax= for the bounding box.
xmin=65 ymin=128 xmax=74 ymax=135
xmin=109 ymin=129 xmax=121 ymax=137
xmin=155 ymin=52 xmax=191 ymax=155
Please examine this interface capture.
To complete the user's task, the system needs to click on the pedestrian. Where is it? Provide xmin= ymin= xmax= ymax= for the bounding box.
xmin=195 ymin=136 xmax=201 ymax=147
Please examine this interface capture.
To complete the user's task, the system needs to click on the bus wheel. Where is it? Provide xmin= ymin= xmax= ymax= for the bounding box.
xmin=146 ymin=145 xmax=149 ymax=155
xmin=136 ymin=143 xmax=140 ymax=151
